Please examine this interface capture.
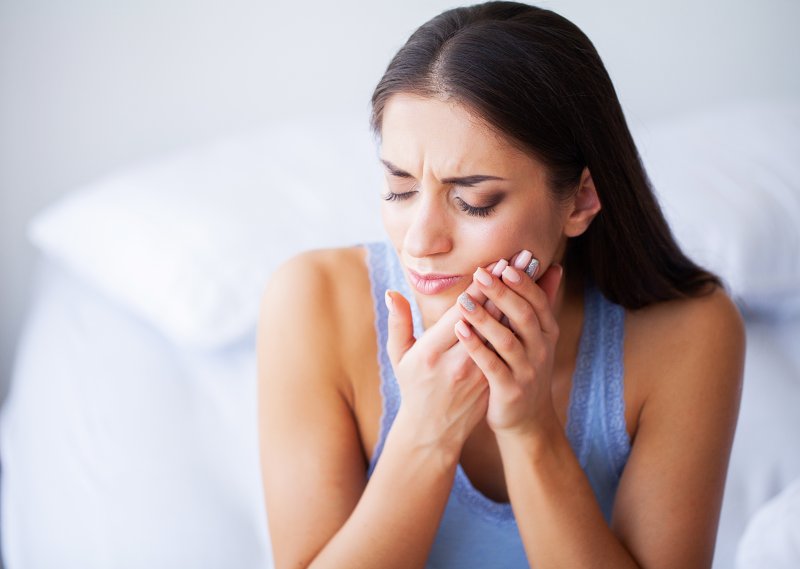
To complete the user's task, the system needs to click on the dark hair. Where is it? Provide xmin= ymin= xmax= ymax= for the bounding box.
xmin=370 ymin=1 xmax=721 ymax=309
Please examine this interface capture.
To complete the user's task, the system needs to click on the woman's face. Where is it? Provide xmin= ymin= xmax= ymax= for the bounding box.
xmin=379 ymin=93 xmax=573 ymax=326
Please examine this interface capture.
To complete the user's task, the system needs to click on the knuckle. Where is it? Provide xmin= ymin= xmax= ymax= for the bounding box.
xmin=471 ymin=303 xmax=488 ymax=321
xmin=450 ymin=360 xmax=474 ymax=383
xmin=497 ymin=329 xmax=517 ymax=352
xmin=506 ymin=386 xmax=526 ymax=406
xmin=517 ymin=304 xmax=536 ymax=327
xmin=486 ymin=356 xmax=506 ymax=375
xmin=533 ymin=346 xmax=548 ymax=365
xmin=423 ymin=351 xmax=440 ymax=370
xmin=529 ymin=296 xmax=545 ymax=317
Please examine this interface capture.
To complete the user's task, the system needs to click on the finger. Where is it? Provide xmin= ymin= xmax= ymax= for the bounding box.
xmin=498 ymin=264 xmax=560 ymax=337
xmin=384 ymin=290 xmax=416 ymax=368
xmin=473 ymin=259 xmax=508 ymax=344
xmin=536 ymin=263 xmax=564 ymax=307
xmin=413 ymin=260 xmax=503 ymax=354
xmin=472 ymin=266 xmax=547 ymax=350
xmin=483 ymin=299 xmax=503 ymax=322
xmin=484 ymin=258 xmax=508 ymax=322
xmin=457 ymin=291 xmax=529 ymax=373
xmin=407 ymin=249 xmax=529 ymax=354
xmin=440 ymin=339 xmax=487 ymax=382
xmin=454 ymin=317 xmax=515 ymax=393
xmin=412 ymin=278 xmax=487 ymax=354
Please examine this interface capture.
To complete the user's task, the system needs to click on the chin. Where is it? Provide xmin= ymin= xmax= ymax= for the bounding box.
xmin=413 ymin=287 xmax=465 ymax=328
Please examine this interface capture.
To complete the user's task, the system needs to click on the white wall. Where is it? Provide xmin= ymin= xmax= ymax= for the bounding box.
xmin=1 ymin=0 xmax=799 ymax=397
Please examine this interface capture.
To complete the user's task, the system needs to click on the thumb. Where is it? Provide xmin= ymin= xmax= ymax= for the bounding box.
xmin=536 ymin=264 xmax=564 ymax=308
xmin=384 ymin=290 xmax=416 ymax=368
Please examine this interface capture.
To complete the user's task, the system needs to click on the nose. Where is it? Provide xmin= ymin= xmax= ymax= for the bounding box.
xmin=402 ymin=192 xmax=452 ymax=259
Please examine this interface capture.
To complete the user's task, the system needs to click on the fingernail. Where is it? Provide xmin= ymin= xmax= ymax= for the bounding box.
xmin=455 ymin=320 xmax=472 ymax=338
xmin=513 ymin=250 xmax=533 ymax=270
xmin=384 ymin=290 xmax=395 ymax=314
xmin=502 ymin=265 xmax=521 ymax=283
xmin=525 ymin=258 xmax=540 ymax=278
xmin=492 ymin=258 xmax=508 ymax=277
xmin=474 ymin=267 xmax=492 ymax=287
xmin=458 ymin=292 xmax=476 ymax=311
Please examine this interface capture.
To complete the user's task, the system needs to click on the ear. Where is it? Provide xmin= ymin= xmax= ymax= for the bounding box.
xmin=563 ymin=167 xmax=601 ymax=238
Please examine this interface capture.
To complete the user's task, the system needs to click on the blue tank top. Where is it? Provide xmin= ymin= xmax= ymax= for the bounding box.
xmin=362 ymin=240 xmax=631 ymax=569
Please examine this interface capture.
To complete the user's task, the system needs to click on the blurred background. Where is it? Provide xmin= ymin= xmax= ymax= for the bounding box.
xmin=2 ymin=0 xmax=799 ymax=402
xmin=2 ymin=1 xmax=800 ymax=568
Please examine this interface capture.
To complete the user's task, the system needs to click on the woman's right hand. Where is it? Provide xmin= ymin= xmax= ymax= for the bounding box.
xmin=384 ymin=251 xmax=534 ymax=459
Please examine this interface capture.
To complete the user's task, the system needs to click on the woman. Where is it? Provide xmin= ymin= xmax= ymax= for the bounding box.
xmin=257 ymin=2 xmax=745 ymax=568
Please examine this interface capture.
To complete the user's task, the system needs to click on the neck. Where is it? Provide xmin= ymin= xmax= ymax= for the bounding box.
xmin=554 ymin=265 xmax=583 ymax=321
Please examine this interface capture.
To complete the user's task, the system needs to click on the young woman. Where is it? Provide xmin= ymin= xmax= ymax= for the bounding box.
xmin=257 ymin=2 xmax=745 ymax=568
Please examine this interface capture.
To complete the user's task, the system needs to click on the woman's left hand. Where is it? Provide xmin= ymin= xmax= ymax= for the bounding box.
xmin=454 ymin=262 xmax=564 ymax=436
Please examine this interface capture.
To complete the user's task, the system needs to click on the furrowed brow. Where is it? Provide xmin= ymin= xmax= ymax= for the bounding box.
xmin=380 ymin=159 xmax=505 ymax=186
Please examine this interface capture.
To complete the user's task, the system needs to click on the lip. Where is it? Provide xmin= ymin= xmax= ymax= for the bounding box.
xmin=407 ymin=268 xmax=464 ymax=295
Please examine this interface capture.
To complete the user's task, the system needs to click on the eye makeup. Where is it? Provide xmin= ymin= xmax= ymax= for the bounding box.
xmin=454 ymin=195 xmax=502 ymax=217
xmin=381 ymin=191 xmax=504 ymax=218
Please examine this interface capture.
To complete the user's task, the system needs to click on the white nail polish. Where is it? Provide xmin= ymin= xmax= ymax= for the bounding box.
xmin=514 ymin=250 xmax=532 ymax=270
xmin=492 ymin=258 xmax=508 ymax=276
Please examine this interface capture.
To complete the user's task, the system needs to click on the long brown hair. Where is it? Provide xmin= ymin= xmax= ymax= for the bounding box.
xmin=370 ymin=1 xmax=721 ymax=309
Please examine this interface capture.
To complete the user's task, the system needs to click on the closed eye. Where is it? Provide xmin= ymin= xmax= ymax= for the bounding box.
xmin=381 ymin=190 xmax=416 ymax=202
xmin=455 ymin=197 xmax=497 ymax=217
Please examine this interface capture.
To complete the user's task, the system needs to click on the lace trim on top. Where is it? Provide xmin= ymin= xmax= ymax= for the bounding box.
xmin=601 ymin=296 xmax=631 ymax=475
xmin=365 ymin=241 xmax=423 ymax=475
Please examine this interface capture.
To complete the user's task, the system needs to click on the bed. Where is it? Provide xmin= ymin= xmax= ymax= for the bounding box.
xmin=2 ymin=101 xmax=799 ymax=569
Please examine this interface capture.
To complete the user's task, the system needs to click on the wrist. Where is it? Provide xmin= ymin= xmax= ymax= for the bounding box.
xmin=493 ymin=403 xmax=562 ymax=458
xmin=389 ymin=407 xmax=463 ymax=473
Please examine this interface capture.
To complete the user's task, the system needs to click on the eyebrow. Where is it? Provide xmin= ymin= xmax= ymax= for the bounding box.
xmin=380 ymin=159 xmax=506 ymax=187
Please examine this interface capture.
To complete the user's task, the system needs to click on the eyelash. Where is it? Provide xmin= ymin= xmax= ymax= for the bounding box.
xmin=381 ymin=191 xmax=497 ymax=218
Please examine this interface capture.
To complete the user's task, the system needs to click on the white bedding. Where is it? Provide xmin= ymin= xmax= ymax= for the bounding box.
xmin=0 ymin=258 xmax=272 ymax=569
xmin=718 ymin=315 xmax=800 ymax=569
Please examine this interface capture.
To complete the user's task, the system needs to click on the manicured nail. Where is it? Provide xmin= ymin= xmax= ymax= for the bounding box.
xmin=525 ymin=258 xmax=540 ymax=278
xmin=492 ymin=258 xmax=508 ymax=277
xmin=513 ymin=250 xmax=533 ymax=270
xmin=455 ymin=320 xmax=472 ymax=338
xmin=458 ymin=292 xmax=476 ymax=311
xmin=384 ymin=291 xmax=395 ymax=314
xmin=502 ymin=265 xmax=521 ymax=283
xmin=474 ymin=267 xmax=492 ymax=287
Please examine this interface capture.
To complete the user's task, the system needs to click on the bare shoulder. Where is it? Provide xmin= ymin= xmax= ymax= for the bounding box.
xmin=259 ymin=246 xmax=372 ymax=388
xmin=624 ymin=285 xmax=746 ymax=428
xmin=627 ymin=286 xmax=745 ymax=377
xmin=261 ymin=246 xmax=369 ymax=326
xmin=263 ymin=246 xmax=366 ymax=301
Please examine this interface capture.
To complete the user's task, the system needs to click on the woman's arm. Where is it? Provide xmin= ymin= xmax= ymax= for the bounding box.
xmin=455 ymin=265 xmax=745 ymax=569
xmin=258 ymin=250 xmax=489 ymax=569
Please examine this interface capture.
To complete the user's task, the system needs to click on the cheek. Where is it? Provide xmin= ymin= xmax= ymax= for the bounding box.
xmin=380 ymin=203 xmax=406 ymax=246
xmin=479 ymin=208 xmax=555 ymax=260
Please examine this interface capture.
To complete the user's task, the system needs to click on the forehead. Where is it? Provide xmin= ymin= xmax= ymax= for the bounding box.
xmin=380 ymin=93 xmax=543 ymax=178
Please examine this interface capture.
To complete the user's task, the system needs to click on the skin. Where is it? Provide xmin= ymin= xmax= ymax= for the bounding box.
xmin=257 ymin=94 xmax=745 ymax=569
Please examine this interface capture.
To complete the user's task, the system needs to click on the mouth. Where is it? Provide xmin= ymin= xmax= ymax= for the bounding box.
xmin=407 ymin=268 xmax=465 ymax=295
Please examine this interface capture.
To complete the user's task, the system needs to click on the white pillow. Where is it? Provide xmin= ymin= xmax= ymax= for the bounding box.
xmin=736 ymin=477 xmax=800 ymax=569
xmin=29 ymin=115 xmax=386 ymax=348
xmin=632 ymin=99 xmax=800 ymax=317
